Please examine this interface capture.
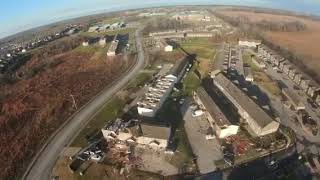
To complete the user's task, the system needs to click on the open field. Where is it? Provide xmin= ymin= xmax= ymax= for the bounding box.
xmin=217 ymin=10 xmax=320 ymax=81
xmin=180 ymin=38 xmax=216 ymax=76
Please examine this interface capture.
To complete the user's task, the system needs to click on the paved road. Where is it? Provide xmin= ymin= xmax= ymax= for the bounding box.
xmin=23 ymin=27 xmax=145 ymax=180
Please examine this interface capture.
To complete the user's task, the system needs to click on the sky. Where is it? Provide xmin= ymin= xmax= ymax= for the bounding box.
xmin=0 ymin=0 xmax=320 ymax=39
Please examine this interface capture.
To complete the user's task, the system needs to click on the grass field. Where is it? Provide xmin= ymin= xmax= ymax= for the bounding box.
xmin=127 ymin=72 xmax=153 ymax=89
xmin=218 ymin=10 xmax=320 ymax=82
xmin=183 ymin=71 xmax=201 ymax=96
xmin=180 ymin=38 xmax=216 ymax=76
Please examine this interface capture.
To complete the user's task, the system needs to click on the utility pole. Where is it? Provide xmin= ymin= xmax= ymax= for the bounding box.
xmin=70 ymin=94 xmax=78 ymax=110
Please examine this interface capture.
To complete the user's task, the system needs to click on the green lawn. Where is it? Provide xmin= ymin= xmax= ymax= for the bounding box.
xmin=127 ymin=72 xmax=153 ymax=89
xmin=70 ymin=96 xmax=125 ymax=147
xmin=180 ymin=38 xmax=216 ymax=60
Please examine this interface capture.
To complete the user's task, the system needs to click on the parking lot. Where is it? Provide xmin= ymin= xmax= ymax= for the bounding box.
xmin=182 ymin=100 xmax=223 ymax=174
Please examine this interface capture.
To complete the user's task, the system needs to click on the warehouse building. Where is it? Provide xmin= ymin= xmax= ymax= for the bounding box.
xmin=137 ymin=57 xmax=191 ymax=117
xmin=282 ymin=88 xmax=305 ymax=111
xmin=137 ymin=75 xmax=177 ymax=117
xmin=194 ymin=87 xmax=239 ymax=139
xmin=212 ymin=73 xmax=279 ymax=137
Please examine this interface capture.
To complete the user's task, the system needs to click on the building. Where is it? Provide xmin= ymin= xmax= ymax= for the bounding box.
xmin=164 ymin=45 xmax=173 ymax=52
xmin=101 ymin=122 xmax=170 ymax=150
xmin=99 ymin=38 xmax=106 ymax=46
xmin=282 ymin=88 xmax=305 ymax=111
xmin=187 ymin=32 xmax=213 ymax=38
xmin=278 ymin=60 xmax=287 ymax=71
xmin=300 ymin=78 xmax=310 ymax=92
xmin=137 ymin=57 xmax=190 ymax=117
xmin=307 ymin=83 xmax=320 ymax=98
xmin=194 ymin=87 xmax=239 ymax=138
xmin=107 ymin=40 xmax=119 ymax=56
xmin=283 ymin=64 xmax=291 ymax=75
xmin=137 ymin=75 xmax=177 ymax=117
xmin=238 ymin=39 xmax=261 ymax=48
xmin=244 ymin=66 xmax=254 ymax=82
xmin=212 ymin=73 xmax=280 ymax=137
xmin=293 ymin=73 xmax=303 ymax=85
xmin=82 ymin=41 xmax=89 ymax=47
xmin=252 ymin=57 xmax=266 ymax=69
xmin=316 ymin=95 xmax=320 ymax=106
xmin=288 ymin=68 xmax=297 ymax=80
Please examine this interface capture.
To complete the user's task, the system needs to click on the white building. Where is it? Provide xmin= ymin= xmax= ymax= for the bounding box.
xmin=194 ymin=87 xmax=239 ymax=139
xmin=99 ymin=38 xmax=106 ymax=47
xmin=82 ymin=41 xmax=89 ymax=47
xmin=137 ymin=75 xmax=177 ymax=117
xmin=107 ymin=40 xmax=119 ymax=57
xmin=213 ymin=73 xmax=279 ymax=137
xmin=244 ymin=66 xmax=254 ymax=82
xmin=238 ymin=39 xmax=261 ymax=48
xmin=164 ymin=45 xmax=173 ymax=52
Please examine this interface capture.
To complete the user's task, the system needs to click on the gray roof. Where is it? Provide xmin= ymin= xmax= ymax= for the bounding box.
xmin=140 ymin=124 xmax=170 ymax=140
xmin=213 ymin=73 xmax=274 ymax=128
xmin=196 ymin=87 xmax=231 ymax=127
xmin=169 ymin=56 xmax=189 ymax=77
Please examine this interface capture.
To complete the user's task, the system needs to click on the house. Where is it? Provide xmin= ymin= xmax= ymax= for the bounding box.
xmin=282 ymin=88 xmax=305 ymax=111
xmin=283 ymin=64 xmax=291 ymax=75
xmin=300 ymin=78 xmax=311 ymax=92
xmin=288 ymin=68 xmax=297 ymax=80
xmin=293 ymin=73 xmax=303 ymax=85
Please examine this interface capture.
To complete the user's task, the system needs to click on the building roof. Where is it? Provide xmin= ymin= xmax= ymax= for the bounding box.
xmin=196 ymin=87 xmax=231 ymax=127
xmin=169 ymin=56 xmax=190 ymax=77
xmin=140 ymin=124 xmax=170 ymax=140
xmin=213 ymin=73 xmax=274 ymax=128
xmin=137 ymin=75 xmax=176 ymax=110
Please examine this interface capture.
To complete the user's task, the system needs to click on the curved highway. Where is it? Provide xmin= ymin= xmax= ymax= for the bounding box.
xmin=23 ymin=27 xmax=145 ymax=180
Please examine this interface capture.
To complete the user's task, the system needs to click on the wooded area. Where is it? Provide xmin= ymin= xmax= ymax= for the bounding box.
xmin=0 ymin=36 xmax=135 ymax=179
